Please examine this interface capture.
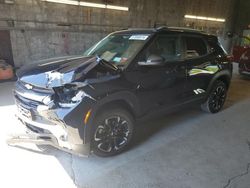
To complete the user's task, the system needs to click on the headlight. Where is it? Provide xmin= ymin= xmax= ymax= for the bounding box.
xmin=54 ymin=84 xmax=95 ymax=108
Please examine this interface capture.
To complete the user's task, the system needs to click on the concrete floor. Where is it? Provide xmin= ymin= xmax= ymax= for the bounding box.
xmin=0 ymin=64 xmax=250 ymax=188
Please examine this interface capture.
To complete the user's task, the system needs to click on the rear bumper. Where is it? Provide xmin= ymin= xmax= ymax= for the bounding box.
xmin=7 ymin=111 xmax=91 ymax=157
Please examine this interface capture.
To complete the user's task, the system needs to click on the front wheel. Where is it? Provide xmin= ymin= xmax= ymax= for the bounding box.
xmin=201 ymin=80 xmax=228 ymax=113
xmin=91 ymin=108 xmax=134 ymax=157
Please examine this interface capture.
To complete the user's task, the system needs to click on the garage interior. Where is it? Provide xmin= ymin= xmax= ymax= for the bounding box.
xmin=0 ymin=0 xmax=250 ymax=188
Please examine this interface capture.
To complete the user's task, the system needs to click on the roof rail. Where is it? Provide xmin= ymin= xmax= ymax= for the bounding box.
xmin=167 ymin=27 xmax=205 ymax=33
xmin=124 ymin=26 xmax=207 ymax=35
xmin=127 ymin=27 xmax=152 ymax=30
xmin=155 ymin=26 xmax=169 ymax=31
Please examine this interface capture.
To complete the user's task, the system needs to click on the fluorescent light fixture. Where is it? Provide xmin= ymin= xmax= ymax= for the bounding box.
xmin=185 ymin=14 xmax=225 ymax=22
xmin=4 ymin=0 xmax=14 ymax=4
xmin=42 ymin=0 xmax=79 ymax=5
xmin=79 ymin=1 xmax=106 ymax=9
xmin=106 ymin=5 xmax=129 ymax=11
xmin=41 ymin=0 xmax=129 ymax=11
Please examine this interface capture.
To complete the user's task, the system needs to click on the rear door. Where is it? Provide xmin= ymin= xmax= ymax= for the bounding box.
xmin=182 ymin=35 xmax=217 ymax=101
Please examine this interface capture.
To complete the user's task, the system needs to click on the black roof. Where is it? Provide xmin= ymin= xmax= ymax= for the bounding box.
xmin=112 ymin=26 xmax=216 ymax=38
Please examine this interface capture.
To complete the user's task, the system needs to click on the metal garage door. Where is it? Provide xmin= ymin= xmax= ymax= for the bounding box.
xmin=0 ymin=30 xmax=14 ymax=67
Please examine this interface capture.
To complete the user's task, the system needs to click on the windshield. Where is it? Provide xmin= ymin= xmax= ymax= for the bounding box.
xmin=83 ymin=34 xmax=150 ymax=67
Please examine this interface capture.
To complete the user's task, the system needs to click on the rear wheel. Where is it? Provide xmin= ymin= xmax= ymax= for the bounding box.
xmin=91 ymin=108 xmax=134 ymax=157
xmin=201 ymin=80 xmax=228 ymax=113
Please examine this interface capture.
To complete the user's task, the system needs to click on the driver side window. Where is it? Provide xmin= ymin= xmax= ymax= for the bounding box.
xmin=142 ymin=35 xmax=180 ymax=63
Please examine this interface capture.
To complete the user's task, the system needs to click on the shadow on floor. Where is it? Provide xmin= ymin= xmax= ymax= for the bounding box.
xmin=54 ymin=106 xmax=203 ymax=187
xmin=131 ymin=106 xmax=202 ymax=149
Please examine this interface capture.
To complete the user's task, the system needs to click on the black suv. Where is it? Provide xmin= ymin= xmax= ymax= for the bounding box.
xmin=11 ymin=27 xmax=232 ymax=157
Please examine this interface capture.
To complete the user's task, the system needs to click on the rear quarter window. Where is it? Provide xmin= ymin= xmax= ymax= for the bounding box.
xmin=207 ymin=37 xmax=227 ymax=55
xmin=208 ymin=41 xmax=227 ymax=55
xmin=183 ymin=36 xmax=208 ymax=59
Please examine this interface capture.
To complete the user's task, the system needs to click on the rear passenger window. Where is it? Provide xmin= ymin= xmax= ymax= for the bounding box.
xmin=184 ymin=37 xmax=207 ymax=59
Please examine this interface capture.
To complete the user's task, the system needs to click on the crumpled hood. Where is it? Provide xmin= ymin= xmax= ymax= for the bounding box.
xmin=17 ymin=55 xmax=104 ymax=88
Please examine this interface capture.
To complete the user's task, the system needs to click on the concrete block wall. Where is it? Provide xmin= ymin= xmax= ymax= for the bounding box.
xmin=0 ymin=0 xmax=236 ymax=67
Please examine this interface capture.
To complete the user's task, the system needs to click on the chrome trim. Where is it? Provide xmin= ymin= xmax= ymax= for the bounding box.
xmin=15 ymin=89 xmax=49 ymax=103
xmin=15 ymin=81 xmax=53 ymax=103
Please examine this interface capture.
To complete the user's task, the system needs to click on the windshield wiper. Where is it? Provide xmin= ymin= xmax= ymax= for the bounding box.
xmin=96 ymin=55 xmax=120 ymax=72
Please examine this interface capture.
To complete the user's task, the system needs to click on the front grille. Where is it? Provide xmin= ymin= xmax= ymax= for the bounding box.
xmin=15 ymin=80 xmax=54 ymax=111
xmin=15 ymin=93 xmax=42 ymax=110
xmin=17 ymin=80 xmax=53 ymax=94
xmin=14 ymin=81 xmax=58 ymax=127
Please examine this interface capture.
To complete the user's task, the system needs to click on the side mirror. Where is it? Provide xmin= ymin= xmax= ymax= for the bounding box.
xmin=138 ymin=55 xmax=165 ymax=66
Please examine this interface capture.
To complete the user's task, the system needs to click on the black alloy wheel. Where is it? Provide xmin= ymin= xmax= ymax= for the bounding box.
xmin=92 ymin=108 xmax=134 ymax=157
xmin=201 ymin=80 xmax=228 ymax=113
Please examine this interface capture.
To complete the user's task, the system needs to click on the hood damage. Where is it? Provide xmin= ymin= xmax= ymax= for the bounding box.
xmin=45 ymin=71 xmax=73 ymax=88
xmin=44 ymin=56 xmax=101 ymax=88
xmin=17 ymin=55 xmax=120 ymax=110
xmin=19 ymin=55 xmax=119 ymax=89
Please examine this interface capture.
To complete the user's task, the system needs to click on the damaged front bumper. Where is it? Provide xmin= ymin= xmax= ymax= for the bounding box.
xmin=7 ymin=107 xmax=91 ymax=157
xmin=7 ymin=81 xmax=95 ymax=157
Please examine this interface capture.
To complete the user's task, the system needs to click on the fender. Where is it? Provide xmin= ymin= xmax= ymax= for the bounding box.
xmin=205 ymin=69 xmax=232 ymax=98
xmin=83 ymin=90 xmax=140 ymax=144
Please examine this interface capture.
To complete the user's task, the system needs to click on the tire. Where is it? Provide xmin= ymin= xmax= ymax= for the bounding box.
xmin=91 ymin=108 xmax=134 ymax=157
xmin=201 ymin=80 xmax=228 ymax=113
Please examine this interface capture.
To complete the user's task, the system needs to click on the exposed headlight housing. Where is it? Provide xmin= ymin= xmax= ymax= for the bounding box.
xmin=42 ymin=95 xmax=53 ymax=105
xmin=54 ymin=84 xmax=95 ymax=108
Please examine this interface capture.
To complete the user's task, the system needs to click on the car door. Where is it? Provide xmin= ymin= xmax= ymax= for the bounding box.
xmin=125 ymin=34 xmax=187 ymax=115
xmin=182 ymin=35 xmax=217 ymax=101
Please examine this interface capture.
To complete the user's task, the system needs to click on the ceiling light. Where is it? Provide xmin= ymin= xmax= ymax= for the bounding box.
xmin=106 ymin=5 xmax=129 ymax=11
xmin=42 ymin=0 xmax=79 ymax=5
xmin=184 ymin=15 xmax=226 ymax=22
xmin=79 ymin=1 xmax=106 ymax=9
xmin=4 ymin=0 xmax=14 ymax=4
xmin=41 ymin=0 xmax=129 ymax=11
